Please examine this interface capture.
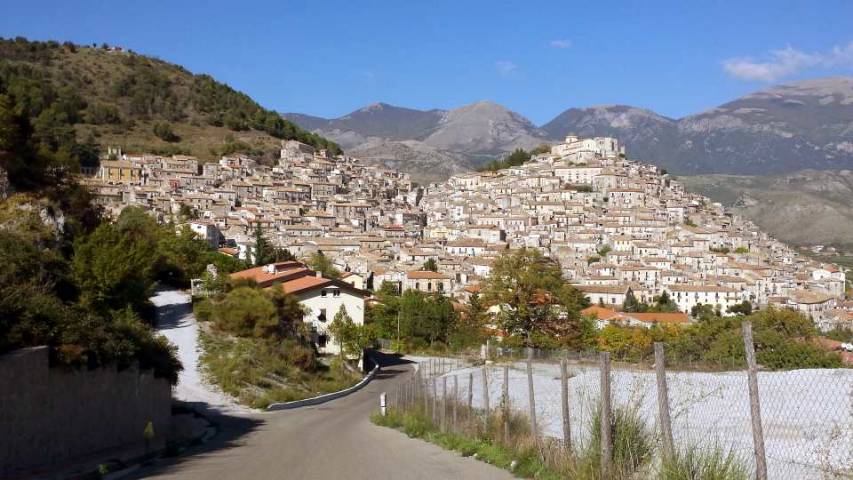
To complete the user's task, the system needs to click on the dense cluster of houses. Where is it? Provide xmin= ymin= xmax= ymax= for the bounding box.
xmin=420 ymin=135 xmax=850 ymax=332
xmin=80 ymin=135 xmax=851 ymax=353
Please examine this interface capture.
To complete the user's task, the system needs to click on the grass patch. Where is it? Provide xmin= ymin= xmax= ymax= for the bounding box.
xmin=198 ymin=328 xmax=361 ymax=408
xmin=570 ymin=404 xmax=656 ymax=479
xmin=372 ymin=408 xmax=565 ymax=479
xmin=659 ymin=447 xmax=750 ymax=480
xmin=372 ymin=392 xmax=660 ymax=480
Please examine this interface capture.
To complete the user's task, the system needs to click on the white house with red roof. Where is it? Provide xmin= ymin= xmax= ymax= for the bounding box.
xmin=230 ymin=262 xmax=367 ymax=355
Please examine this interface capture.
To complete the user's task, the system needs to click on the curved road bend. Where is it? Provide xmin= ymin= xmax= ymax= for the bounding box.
xmin=138 ymin=292 xmax=513 ymax=480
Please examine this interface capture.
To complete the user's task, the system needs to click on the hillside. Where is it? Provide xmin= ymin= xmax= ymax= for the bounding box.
xmin=0 ymin=37 xmax=340 ymax=166
xmin=680 ymin=170 xmax=853 ymax=249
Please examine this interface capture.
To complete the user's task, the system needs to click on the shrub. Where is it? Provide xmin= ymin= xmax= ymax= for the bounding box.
xmin=152 ymin=122 xmax=179 ymax=142
xmin=212 ymin=287 xmax=279 ymax=337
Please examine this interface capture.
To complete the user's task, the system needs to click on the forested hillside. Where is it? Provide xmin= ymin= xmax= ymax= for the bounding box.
xmin=0 ymin=38 xmax=274 ymax=383
xmin=0 ymin=36 xmax=340 ymax=173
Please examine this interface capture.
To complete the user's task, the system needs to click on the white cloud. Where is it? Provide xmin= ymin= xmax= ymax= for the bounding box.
xmin=723 ymin=41 xmax=853 ymax=82
xmin=549 ymin=39 xmax=571 ymax=49
xmin=495 ymin=60 xmax=518 ymax=76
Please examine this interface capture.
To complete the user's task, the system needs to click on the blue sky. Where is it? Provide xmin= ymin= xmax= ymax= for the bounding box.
xmin=2 ymin=0 xmax=852 ymax=124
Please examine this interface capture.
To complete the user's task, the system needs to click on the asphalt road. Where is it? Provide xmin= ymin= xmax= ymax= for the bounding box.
xmin=133 ymin=293 xmax=513 ymax=480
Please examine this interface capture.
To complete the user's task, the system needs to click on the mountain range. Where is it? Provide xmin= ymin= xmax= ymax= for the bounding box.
xmin=284 ymin=77 xmax=853 ymax=184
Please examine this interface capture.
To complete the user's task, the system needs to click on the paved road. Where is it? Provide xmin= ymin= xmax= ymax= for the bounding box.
xmin=135 ymin=291 xmax=513 ymax=480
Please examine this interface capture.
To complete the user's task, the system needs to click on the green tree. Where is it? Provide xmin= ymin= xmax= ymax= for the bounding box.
xmin=153 ymin=122 xmax=179 ymax=142
xmin=449 ymin=293 xmax=488 ymax=348
xmin=308 ymin=250 xmax=340 ymax=279
xmin=266 ymin=287 xmax=306 ymax=339
xmin=178 ymin=203 xmax=198 ymax=220
xmin=728 ymin=300 xmax=753 ymax=316
xmin=252 ymin=222 xmax=275 ymax=266
xmin=422 ymin=258 xmax=438 ymax=272
xmin=648 ymin=291 xmax=679 ymax=313
xmin=72 ymin=213 xmax=157 ymax=315
xmin=328 ymin=305 xmax=377 ymax=360
xmin=213 ymin=286 xmax=278 ymax=338
xmin=482 ymin=248 xmax=588 ymax=346
xmin=622 ymin=288 xmax=645 ymax=313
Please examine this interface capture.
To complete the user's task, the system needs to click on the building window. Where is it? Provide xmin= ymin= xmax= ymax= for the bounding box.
xmin=321 ymin=289 xmax=327 ymax=297
xmin=318 ymin=308 xmax=327 ymax=322
xmin=318 ymin=334 xmax=327 ymax=348
xmin=333 ymin=289 xmax=340 ymax=297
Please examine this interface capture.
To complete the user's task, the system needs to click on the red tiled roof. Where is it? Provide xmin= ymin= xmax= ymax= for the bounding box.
xmin=581 ymin=305 xmax=620 ymax=320
xmin=581 ymin=306 xmax=689 ymax=325
xmin=230 ymin=261 xmax=308 ymax=288
xmin=629 ymin=312 xmax=689 ymax=324
xmin=281 ymin=275 xmax=332 ymax=295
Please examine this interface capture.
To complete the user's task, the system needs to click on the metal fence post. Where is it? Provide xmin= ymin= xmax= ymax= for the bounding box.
xmin=468 ymin=371 xmax=474 ymax=418
xmin=482 ymin=366 xmax=490 ymax=428
xmin=432 ymin=377 xmax=438 ymax=424
xmin=560 ymin=358 xmax=573 ymax=454
xmin=742 ymin=321 xmax=768 ymax=480
xmin=600 ymin=352 xmax=613 ymax=476
xmin=502 ymin=364 xmax=510 ymax=442
xmin=442 ymin=376 xmax=448 ymax=432
xmin=654 ymin=342 xmax=674 ymax=462
xmin=452 ymin=375 xmax=458 ymax=432
xmin=526 ymin=359 xmax=538 ymax=446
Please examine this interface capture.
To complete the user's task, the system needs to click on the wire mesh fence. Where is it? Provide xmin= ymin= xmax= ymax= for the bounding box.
xmin=387 ymin=323 xmax=853 ymax=479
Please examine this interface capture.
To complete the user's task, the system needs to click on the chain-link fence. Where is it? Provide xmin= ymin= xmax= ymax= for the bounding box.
xmin=386 ymin=322 xmax=853 ymax=479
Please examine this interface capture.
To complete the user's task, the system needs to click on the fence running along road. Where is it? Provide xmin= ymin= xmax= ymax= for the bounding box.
xmin=400 ymin=326 xmax=853 ymax=480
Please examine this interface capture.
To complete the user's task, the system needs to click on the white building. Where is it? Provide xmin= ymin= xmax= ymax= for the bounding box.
xmin=230 ymin=262 xmax=368 ymax=355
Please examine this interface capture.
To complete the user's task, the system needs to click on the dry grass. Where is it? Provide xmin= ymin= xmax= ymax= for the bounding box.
xmin=376 ymin=375 xmax=661 ymax=480
xmin=198 ymin=328 xmax=361 ymax=409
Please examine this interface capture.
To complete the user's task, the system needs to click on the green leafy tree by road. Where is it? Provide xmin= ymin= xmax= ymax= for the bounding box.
xmin=328 ymin=305 xmax=377 ymax=360
xmin=482 ymin=248 xmax=589 ymax=347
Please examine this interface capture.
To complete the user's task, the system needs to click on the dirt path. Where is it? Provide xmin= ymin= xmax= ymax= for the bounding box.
xmin=151 ymin=289 xmax=252 ymax=416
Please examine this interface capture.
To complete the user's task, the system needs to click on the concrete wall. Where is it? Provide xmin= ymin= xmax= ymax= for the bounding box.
xmin=0 ymin=346 xmax=172 ymax=475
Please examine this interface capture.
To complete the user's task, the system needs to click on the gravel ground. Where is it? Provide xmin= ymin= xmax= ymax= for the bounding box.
xmin=151 ymin=289 xmax=253 ymax=416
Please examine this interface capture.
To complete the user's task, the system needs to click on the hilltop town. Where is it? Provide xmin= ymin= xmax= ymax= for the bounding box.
xmin=81 ymin=135 xmax=850 ymax=334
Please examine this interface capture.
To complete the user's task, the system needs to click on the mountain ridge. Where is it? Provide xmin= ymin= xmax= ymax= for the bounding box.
xmin=285 ymin=76 xmax=853 ymax=180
